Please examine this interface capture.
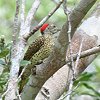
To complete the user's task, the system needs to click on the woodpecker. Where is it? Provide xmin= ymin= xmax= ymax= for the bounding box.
xmin=19 ymin=23 xmax=60 ymax=92
xmin=24 ymin=23 xmax=59 ymax=60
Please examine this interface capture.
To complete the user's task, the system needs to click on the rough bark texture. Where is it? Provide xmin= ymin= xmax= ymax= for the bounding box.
xmin=5 ymin=38 xmax=26 ymax=100
xmin=67 ymin=31 xmax=97 ymax=75
xmin=35 ymin=65 xmax=70 ymax=100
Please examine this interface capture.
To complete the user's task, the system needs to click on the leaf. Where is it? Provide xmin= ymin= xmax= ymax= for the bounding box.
xmin=0 ymin=48 xmax=9 ymax=58
xmin=0 ymin=60 xmax=5 ymax=65
xmin=74 ymin=72 xmax=95 ymax=86
xmin=0 ymin=72 xmax=9 ymax=93
xmin=82 ymin=83 xmax=100 ymax=97
xmin=20 ymin=60 xmax=31 ymax=66
xmin=79 ymin=92 xmax=97 ymax=97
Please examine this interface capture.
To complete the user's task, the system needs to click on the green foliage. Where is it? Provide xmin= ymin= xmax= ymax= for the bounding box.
xmin=74 ymin=72 xmax=95 ymax=86
xmin=71 ymin=71 xmax=100 ymax=99
xmin=94 ymin=57 xmax=100 ymax=68
xmin=0 ymin=72 xmax=9 ymax=93
xmin=20 ymin=60 xmax=31 ymax=67
xmin=0 ymin=37 xmax=11 ymax=93
xmin=0 ymin=48 xmax=9 ymax=58
xmin=0 ymin=38 xmax=10 ymax=58
xmin=82 ymin=83 xmax=100 ymax=97
xmin=0 ymin=60 xmax=5 ymax=65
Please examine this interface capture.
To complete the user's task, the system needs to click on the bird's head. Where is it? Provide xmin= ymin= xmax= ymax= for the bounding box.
xmin=40 ymin=23 xmax=49 ymax=34
xmin=40 ymin=23 xmax=60 ymax=35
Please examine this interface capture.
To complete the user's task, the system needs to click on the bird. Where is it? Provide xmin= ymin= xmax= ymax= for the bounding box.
xmin=19 ymin=23 xmax=60 ymax=93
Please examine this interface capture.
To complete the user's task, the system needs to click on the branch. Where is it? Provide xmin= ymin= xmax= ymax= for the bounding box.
xmin=20 ymin=0 xmax=25 ymax=32
xmin=59 ymin=82 xmax=81 ymax=100
xmin=67 ymin=46 xmax=100 ymax=63
xmin=23 ymin=0 xmax=40 ymax=35
xmin=66 ymin=38 xmax=84 ymax=100
xmin=13 ymin=0 xmax=20 ymax=44
xmin=63 ymin=1 xmax=75 ymax=99
xmin=5 ymin=0 xmax=21 ymax=100
xmin=68 ymin=0 xmax=97 ymax=37
xmin=24 ymin=0 xmax=64 ymax=39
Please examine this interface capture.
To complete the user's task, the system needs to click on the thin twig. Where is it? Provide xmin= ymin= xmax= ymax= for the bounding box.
xmin=16 ymin=65 xmax=28 ymax=82
xmin=63 ymin=0 xmax=74 ymax=72
xmin=59 ymin=82 xmax=81 ymax=100
xmin=17 ymin=89 xmax=22 ymax=100
xmin=63 ymin=0 xmax=76 ymax=100
xmin=63 ymin=0 xmax=67 ymax=14
xmin=1 ymin=89 xmax=10 ymax=99
xmin=38 ymin=0 xmax=64 ymax=26
xmin=65 ymin=78 xmax=74 ymax=100
xmin=66 ymin=13 xmax=75 ymax=100
xmin=24 ymin=0 xmax=64 ymax=39
xmin=74 ymin=38 xmax=84 ymax=75
xmin=64 ymin=0 xmax=75 ymax=73
xmin=66 ymin=38 xmax=84 ymax=100
xmin=67 ymin=46 xmax=100 ymax=63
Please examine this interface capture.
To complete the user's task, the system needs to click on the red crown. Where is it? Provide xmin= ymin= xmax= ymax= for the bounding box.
xmin=40 ymin=23 xmax=49 ymax=33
